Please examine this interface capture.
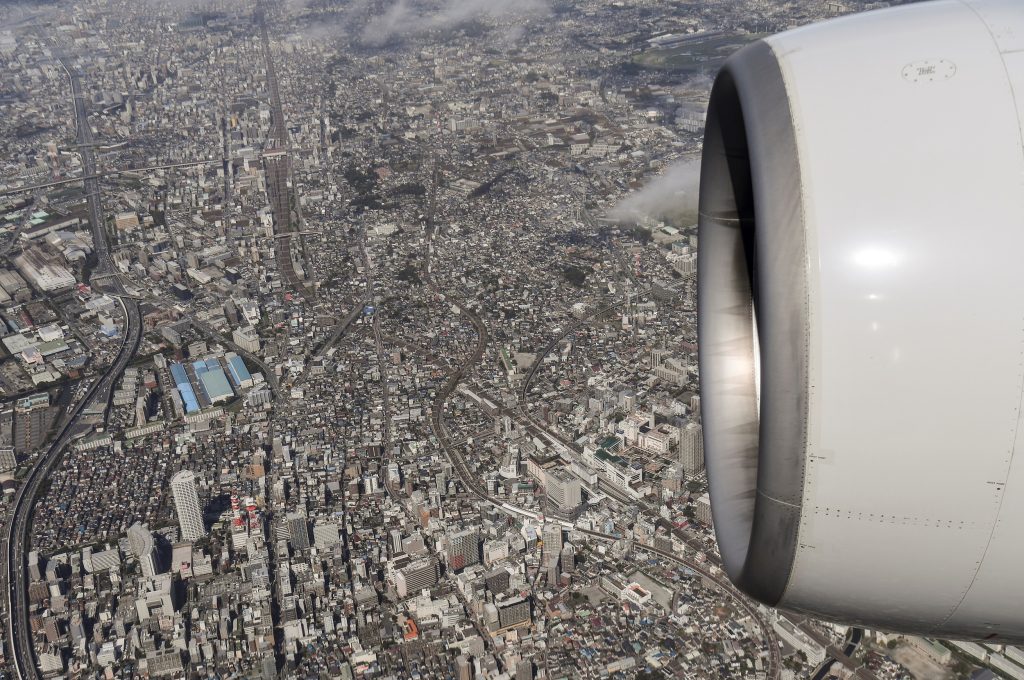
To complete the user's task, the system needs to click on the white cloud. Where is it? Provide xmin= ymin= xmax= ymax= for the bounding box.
xmin=361 ymin=0 xmax=549 ymax=46
xmin=610 ymin=158 xmax=702 ymax=223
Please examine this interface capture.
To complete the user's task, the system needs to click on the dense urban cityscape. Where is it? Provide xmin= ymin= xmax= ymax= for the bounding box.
xmin=0 ymin=0 xmax=1008 ymax=678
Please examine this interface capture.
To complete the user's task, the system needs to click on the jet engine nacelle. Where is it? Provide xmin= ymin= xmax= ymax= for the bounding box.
xmin=698 ymin=0 xmax=1024 ymax=639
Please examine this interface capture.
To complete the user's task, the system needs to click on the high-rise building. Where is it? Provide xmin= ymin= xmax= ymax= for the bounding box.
xmin=232 ymin=325 xmax=261 ymax=353
xmin=446 ymin=528 xmax=480 ymax=571
xmin=135 ymin=396 xmax=148 ymax=427
xmin=396 ymin=556 xmax=439 ymax=598
xmin=390 ymin=529 xmax=404 ymax=556
xmin=37 ymin=651 xmax=65 ymax=674
xmin=483 ymin=538 xmax=509 ymax=566
xmin=695 ymin=493 xmax=713 ymax=527
xmin=652 ymin=351 xmax=689 ymax=387
xmin=545 ymin=468 xmax=582 ymax=516
xmin=484 ymin=567 xmax=511 ymax=595
xmin=543 ymin=525 xmax=563 ymax=583
xmin=678 ymin=422 xmax=704 ymax=476
xmin=403 ymin=532 xmax=426 ymax=556
xmin=286 ymin=512 xmax=309 ymax=551
xmin=14 ymin=392 xmax=54 ymax=454
xmin=28 ymin=550 xmax=41 ymax=581
xmin=170 ymin=470 xmax=205 ymax=542
xmin=495 ymin=596 xmax=532 ymax=630
xmin=560 ymin=543 xmax=575 ymax=575
xmin=542 ymin=525 xmax=563 ymax=555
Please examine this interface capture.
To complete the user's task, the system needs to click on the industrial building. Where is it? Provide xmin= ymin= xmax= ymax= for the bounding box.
xmin=192 ymin=358 xmax=233 ymax=404
xmin=225 ymin=352 xmax=253 ymax=388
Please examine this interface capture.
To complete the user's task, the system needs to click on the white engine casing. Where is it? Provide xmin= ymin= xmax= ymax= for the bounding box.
xmin=698 ymin=0 xmax=1024 ymax=639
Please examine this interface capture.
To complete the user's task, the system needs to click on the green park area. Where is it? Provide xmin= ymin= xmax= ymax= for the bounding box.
xmin=632 ymin=32 xmax=766 ymax=75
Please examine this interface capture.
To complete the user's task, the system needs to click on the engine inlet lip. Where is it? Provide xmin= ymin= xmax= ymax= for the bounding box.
xmin=697 ymin=39 xmax=810 ymax=607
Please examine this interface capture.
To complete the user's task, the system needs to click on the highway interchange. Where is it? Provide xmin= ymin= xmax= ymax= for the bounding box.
xmin=2 ymin=49 xmax=143 ymax=680
xmin=2 ymin=27 xmax=853 ymax=680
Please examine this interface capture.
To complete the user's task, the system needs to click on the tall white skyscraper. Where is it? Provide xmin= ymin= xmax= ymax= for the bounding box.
xmin=170 ymin=470 xmax=205 ymax=542
xmin=678 ymin=422 xmax=704 ymax=477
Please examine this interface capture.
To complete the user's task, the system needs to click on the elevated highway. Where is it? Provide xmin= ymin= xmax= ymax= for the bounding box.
xmin=3 ymin=49 xmax=143 ymax=680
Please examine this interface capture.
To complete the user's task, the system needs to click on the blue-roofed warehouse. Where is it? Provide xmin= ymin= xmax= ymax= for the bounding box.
xmin=170 ymin=362 xmax=199 ymax=413
xmin=225 ymin=352 xmax=253 ymax=388
xmin=193 ymin=358 xmax=234 ymax=404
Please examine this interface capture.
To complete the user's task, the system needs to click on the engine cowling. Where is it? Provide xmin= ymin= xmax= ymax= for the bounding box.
xmin=698 ymin=0 xmax=1024 ymax=639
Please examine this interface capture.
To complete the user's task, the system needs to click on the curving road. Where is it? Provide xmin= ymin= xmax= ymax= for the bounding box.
xmin=417 ymin=238 xmax=780 ymax=679
xmin=411 ymin=137 xmax=778 ymax=675
xmin=631 ymin=542 xmax=781 ymax=679
xmin=3 ymin=48 xmax=143 ymax=680
xmin=4 ymin=298 xmax=141 ymax=679
xmin=519 ymin=295 xmax=639 ymax=405
xmin=428 ymin=300 xmax=490 ymax=500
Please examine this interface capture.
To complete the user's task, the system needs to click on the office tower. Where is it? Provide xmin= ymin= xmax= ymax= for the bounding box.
xmin=387 ymin=462 xmax=401 ymax=487
xmin=560 ymin=543 xmax=575 ymax=574
xmin=678 ymin=422 xmax=704 ymax=476
xmin=232 ymin=326 xmax=261 ymax=353
xmin=483 ymin=538 xmax=510 ymax=566
xmin=488 ymin=596 xmax=531 ymax=631
xmin=695 ymin=493 xmax=713 ymax=527
xmin=170 ymin=470 xmax=205 ymax=541
xmin=542 ymin=525 xmax=563 ymax=554
xmin=390 ymin=529 xmax=404 ymax=556
xmin=403 ymin=532 xmax=426 ymax=556
xmin=484 ymin=567 xmax=511 ymax=595
xmin=545 ymin=468 xmax=582 ymax=515
xmin=286 ymin=512 xmax=310 ymax=551
xmin=14 ymin=393 xmax=54 ymax=454
xmin=447 ymin=528 xmax=480 ymax=571
xmin=28 ymin=550 xmax=41 ymax=581
xmin=37 ymin=651 xmax=65 ymax=675
xmin=396 ymin=556 xmax=439 ymax=598
xmin=135 ymin=396 xmax=147 ymax=427
xmin=543 ymin=525 xmax=563 ymax=583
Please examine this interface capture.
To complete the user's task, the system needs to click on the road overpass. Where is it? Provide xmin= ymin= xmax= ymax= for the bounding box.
xmin=3 ymin=48 xmax=143 ymax=680
xmin=4 ymin=298 xmax=141 ymax=679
